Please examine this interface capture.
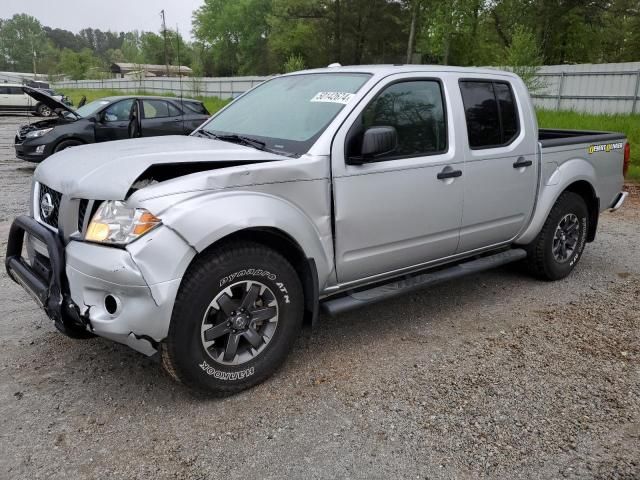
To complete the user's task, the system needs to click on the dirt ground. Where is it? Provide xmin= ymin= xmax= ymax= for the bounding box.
xmin=0 ymin=115 xmax=638 ymax=480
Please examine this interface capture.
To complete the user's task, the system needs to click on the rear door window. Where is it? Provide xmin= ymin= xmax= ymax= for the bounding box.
xmin=142 ymin=99 xmax=170 ymax=119
xmin=184 ymin=101 xmax=208 ymax=115
xmin=459 ymin=80 xmax=519 ymax=149
xmin=168 ymin=102 xmax=182 ymax=117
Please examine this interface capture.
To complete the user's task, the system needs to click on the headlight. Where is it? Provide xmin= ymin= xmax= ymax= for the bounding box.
xmin=85 ymin=201 xmax=161 ymax=245
xmin=26 ymin=127 xmax=53 ymax=139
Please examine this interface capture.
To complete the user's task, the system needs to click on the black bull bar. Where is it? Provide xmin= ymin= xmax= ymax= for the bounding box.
xmin=5 ymin=215 xmax=88 ymax=335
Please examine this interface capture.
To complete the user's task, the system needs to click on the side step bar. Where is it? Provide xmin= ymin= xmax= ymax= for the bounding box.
xmin=321 ymin=248 xmax=527 ymax=316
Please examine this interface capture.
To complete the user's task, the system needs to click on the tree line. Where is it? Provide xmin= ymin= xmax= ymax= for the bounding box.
xmin=0 ymin=0 xmax=639 ymax=80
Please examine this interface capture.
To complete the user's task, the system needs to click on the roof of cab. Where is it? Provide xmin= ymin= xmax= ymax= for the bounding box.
xmin=288 ymin=64 xmax=519 ymax=79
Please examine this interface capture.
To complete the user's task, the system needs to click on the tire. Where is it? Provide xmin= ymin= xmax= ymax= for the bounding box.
xmin=53 ymin=139 xmax=82 ymax=153
xmin=162 ymin=242 xmax=304 ymax=396
xmin=36 ymin=103 xmax=52 ymax=117
xmin=526 ymin=192 xmax=589 ymax=281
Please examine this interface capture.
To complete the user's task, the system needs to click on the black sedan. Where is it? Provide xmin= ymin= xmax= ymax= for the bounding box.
xmin=15 ymin=87 xmax=210 ymax=162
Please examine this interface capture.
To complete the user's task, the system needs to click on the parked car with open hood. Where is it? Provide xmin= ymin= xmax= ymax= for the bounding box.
xmin=14 ymin=87 xmax=210 ymax=162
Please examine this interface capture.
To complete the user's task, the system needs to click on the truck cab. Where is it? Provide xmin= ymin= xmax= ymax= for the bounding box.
xmin=5 ymin=66 xmax=629 ymax=395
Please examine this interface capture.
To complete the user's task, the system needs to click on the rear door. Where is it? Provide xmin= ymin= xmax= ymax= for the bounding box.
xmin=94 ymin=99 xmax=135 ymax=142
xmin=140 ymin=99 xmax=184 ymax=136
xmin=0 ymin=86 xmax=9 ymax=110
xmin=181 ymin=101 xmax=210 ymax=133
xmin=332 ymin=75 xmax=463 ymax=283
xmin=457 ymin=79 xmax=538 ymax=252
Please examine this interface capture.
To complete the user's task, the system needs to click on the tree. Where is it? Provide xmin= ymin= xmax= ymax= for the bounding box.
xmin=505 ymin=25 xmax=545 ymax=93
xmin=0 ymin=14 xmax=48 ymax=73
xmin=57 ymin=48 xmax=101 ymax=80
xmin=194 ymin=0 xmax=274 ymax=75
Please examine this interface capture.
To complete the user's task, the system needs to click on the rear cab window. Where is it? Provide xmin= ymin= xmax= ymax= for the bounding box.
xmin=459 ymin=80 xmax=519 ymax=149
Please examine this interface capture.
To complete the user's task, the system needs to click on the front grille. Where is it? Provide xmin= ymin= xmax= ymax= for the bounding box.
xmin=38 ymin=184 xmax=62 ymax=229
xmin=77 ymin=199 xmax=89 ymax=232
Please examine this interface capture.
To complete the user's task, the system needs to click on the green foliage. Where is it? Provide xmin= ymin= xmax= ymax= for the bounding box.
xmin=0 ymin=14 xmax=48 ymax=72
xmin=57 ymin=48 xmax=101 ymax=80
xmin=505 ymin=26 xmax=545 ymax=93
xmin=2 ymin=1 xmax=640 ymax=78
xmin=283 ymin=54 xmax=306 ymax=73
xmin=537 ymin=110 xmax=640 ymax=182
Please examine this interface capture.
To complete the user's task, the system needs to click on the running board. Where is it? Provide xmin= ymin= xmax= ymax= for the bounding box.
xmin=321 ymin=249 xmax=527 ymax=316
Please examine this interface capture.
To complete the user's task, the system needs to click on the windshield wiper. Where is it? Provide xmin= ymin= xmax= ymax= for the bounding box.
xmin=193 ymin=129 xmax=217 ymax=139
xmin=213 ymin=134 xmax=267 ymax=151
xmin=194 ymin=130 xmax=295 ymax=156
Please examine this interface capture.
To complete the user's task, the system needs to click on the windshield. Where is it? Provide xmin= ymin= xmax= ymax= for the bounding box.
xmin=201 ymin=73 xmax=371 ymax=156
xmin=75 ymin=99 xmax=111 ymax=118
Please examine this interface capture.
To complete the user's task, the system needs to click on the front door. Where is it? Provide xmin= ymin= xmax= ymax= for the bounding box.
xmin=457 ymin=79 xmax=538 ymax=252
xmin=332 ymin=77 xmax=464 ymax=284
xmin=94 ymin=99 xmax=135 ymax=142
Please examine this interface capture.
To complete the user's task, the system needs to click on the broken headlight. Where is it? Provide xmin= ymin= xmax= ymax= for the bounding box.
xmin=85 ymin=201 xmax=161 ymax=245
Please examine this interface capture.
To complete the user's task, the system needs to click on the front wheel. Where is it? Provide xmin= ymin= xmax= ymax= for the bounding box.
xmin=526 ymin=192 xmax=589 ymax=280
xmin=162 ymin=242 xmax=303 ymax=395
xmin=53 ymin=139 xmax=82 ymax=153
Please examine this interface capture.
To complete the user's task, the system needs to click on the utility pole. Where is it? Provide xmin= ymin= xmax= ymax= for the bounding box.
xmin=160 ymin=9 xmax=170 ymax=76
xmin=30 ymin=37 xmax=37 ymax=79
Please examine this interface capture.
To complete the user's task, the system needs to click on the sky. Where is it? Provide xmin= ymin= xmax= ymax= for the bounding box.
xmin=0 ymin=0 xmax=204 ymax=39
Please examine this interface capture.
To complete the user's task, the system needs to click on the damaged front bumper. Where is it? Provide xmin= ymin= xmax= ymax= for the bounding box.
xmin=6 ymin=215 xmax=194 ymax=356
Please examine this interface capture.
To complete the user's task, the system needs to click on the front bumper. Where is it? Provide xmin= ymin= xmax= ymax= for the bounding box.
xmin=6 ymin=216 xmax=193 ymax=355
xmin=5 ymin=216 xmax=85 ymax=333
xmin=14 ymin=140 xmax=51 ymax=163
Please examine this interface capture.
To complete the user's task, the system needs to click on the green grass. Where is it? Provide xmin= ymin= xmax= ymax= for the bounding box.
xmin=537 ymin=109 xmax=640 ymax=182
xmin=58 ymin=88 xmax=231 ymax=116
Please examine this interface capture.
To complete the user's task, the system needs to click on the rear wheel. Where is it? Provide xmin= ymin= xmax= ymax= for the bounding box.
xmin=526 ymin=192 xmax=589 ymax=280
xmin=53 ymin=139 xmax=82 ymax=153
xmin=162 ymin=242 xmax=303 ymax=395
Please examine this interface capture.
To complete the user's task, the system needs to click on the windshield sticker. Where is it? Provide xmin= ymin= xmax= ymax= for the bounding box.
xmin=588 ymin=142 xmax=624 ymax=154
xmin=310 ymin=91 xmax=355 ymax=104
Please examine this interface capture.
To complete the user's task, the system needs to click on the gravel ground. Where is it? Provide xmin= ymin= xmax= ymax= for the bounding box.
xmin=0 ymin=115 xmax=638 ymax=479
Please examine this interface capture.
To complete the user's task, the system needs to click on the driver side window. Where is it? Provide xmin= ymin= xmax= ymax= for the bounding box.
xmin=347 ymin=80 xmax=447 ymax=161
xmin=103 ymin=99 xmax=134 ymax=122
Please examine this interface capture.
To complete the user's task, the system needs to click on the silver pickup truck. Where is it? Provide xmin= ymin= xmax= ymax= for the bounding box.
xmin=6 ymin=65 xmax=630 ymax=395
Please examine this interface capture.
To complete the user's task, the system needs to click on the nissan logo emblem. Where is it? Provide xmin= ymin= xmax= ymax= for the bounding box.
xmin=40 ymin=192 xmax=54 ymax=219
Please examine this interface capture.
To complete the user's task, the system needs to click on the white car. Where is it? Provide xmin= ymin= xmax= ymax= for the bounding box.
xmin=0 ymin=83 xmax=35 ymax=114
xmin=0 ymin=84 xmax=69 ymax=116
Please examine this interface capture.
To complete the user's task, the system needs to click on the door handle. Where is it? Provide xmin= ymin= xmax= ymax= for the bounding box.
xmin=513 ymin=157 xmax=533 ymax=168
xmin=437 ymin=168 xmax=462 ymax=180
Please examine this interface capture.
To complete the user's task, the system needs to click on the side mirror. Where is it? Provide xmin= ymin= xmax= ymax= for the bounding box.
xmin=348 ymin=126 xmax=398 ymax=165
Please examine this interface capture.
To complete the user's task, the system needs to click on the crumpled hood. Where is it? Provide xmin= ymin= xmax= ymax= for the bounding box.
xmin=34 ymin=135 xmax=289 ymax=200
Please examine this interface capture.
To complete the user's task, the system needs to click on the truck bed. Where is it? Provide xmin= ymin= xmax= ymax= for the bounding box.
xmin=539 ymin=129 xmax=626 ymax=148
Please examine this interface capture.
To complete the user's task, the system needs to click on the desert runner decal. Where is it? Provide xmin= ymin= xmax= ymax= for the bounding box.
xmin=588 ymin=142 xmax=624 ymax=154
xmin=310 ymin=91 xmax=355 ymax=104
